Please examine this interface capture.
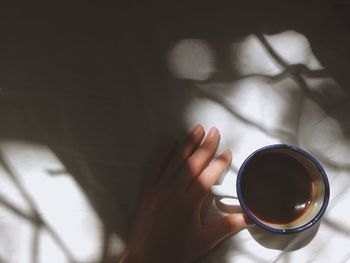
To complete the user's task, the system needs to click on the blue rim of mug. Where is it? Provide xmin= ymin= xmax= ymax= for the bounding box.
xmin=236 ymin=144 xmax=330 ymax=234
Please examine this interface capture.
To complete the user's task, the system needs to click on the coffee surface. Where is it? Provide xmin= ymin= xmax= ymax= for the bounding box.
xmin=241 ymin=152 xmax=312 ymax=224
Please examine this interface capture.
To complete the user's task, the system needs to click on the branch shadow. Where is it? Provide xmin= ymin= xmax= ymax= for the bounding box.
xmin=0 ymin=153 xmax=75 ymax=262
xmin=0 ymin=1 xmax=350 ymax=262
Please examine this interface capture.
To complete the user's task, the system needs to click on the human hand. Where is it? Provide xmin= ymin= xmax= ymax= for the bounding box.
xmin=120 ymin=125 xmax=252 ymax=263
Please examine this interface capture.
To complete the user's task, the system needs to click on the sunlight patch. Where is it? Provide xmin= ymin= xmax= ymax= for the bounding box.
xmin=167 ymin=39 xmax=216 ymax=81
xmin=230 ymin=34 xmax=283 ymax=76
xmin=0 ymin=140 xmax=103 ymax=262
xmin=299 ymin=100 xmax=350 ymax=168
xmin=264 ymin=30 xmax=324 ymax=70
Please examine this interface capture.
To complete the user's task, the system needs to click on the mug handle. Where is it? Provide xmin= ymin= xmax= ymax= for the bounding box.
xmin=211 ymin=185 xmax=238 ymax=199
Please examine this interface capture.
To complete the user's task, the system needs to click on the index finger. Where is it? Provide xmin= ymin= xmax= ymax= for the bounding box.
xmin=158 ymin=124 xmax=205 ymax=185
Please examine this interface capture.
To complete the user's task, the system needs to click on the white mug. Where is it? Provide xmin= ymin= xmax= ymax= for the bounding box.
xmin=211 ymin=144 xmax=330 ymax=234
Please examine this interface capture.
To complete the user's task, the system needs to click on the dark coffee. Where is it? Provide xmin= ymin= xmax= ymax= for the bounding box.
xmin=241 ymin=152 xmax=312 ymax=224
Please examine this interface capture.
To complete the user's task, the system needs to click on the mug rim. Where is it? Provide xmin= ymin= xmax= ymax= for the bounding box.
xmin=236 ymin=144 xmax=330 ymax=234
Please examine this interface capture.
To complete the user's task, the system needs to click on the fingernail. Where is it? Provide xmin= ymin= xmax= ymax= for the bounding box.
xmin=223 ymin=149 xmax=232 ymax=160
xmin=192 ymin=124 xmax=203 ymax=136
xmin=244 ymin=215 xmax=255 ymax=226
xmin=208 ymin=127 xmax=218 ymax=138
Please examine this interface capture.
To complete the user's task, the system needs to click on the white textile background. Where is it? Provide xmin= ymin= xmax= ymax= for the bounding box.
xmin=0 ymin=1 xmax=349 ymax=262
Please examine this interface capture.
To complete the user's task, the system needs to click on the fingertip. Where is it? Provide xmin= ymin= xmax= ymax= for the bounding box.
xmin=208 ymin=126 xmax=219 ymax=138
xmin=191 ymin=123 xmax=205 ymax=136
xmin=226 ymin=213 xmax=254 ymax=231
xmin=222 ymin=149 xmax=232 ymax=161
xmin=242 ymin=214 xmax=255 ymax=227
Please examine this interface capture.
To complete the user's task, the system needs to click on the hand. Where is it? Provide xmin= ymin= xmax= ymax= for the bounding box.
xmin=120 ymin=125 xmax=252 ymax=263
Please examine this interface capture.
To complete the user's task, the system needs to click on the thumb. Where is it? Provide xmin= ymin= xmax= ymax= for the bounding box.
xmin=203 ymin=213 xmax=254 ymax=249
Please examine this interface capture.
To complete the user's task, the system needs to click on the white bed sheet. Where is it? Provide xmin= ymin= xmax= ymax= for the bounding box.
xmin=0 ymin=1 xmax=350 ymax=262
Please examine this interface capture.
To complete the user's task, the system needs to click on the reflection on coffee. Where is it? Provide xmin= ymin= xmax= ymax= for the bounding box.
xmin=241 ymin=152 xmax=312 ymax=224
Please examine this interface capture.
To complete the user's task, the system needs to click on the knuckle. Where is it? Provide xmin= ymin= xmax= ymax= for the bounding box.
xmin=200 ymin=143 xmax=214 ymax=154
xmin=185 ymin=157 xmax=202 ymax=174
xmin=203 ymin=135 xmax=218 ymax=147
